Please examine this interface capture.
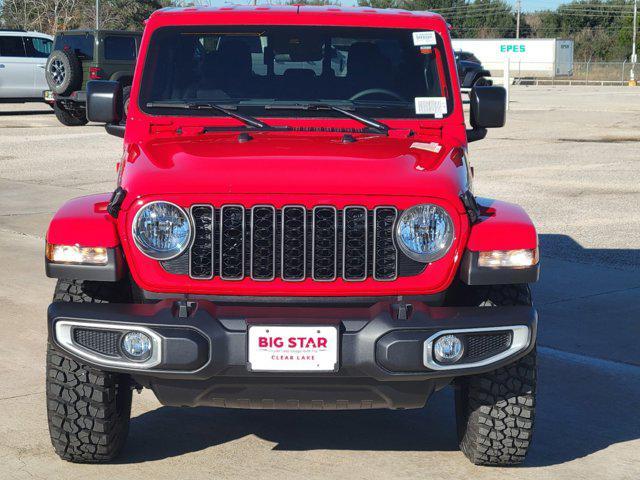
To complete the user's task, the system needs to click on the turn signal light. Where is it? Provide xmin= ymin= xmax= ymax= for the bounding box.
xmin=478 ymin=248 xmax=539 ymax=268
xmin=46 ymin=243 xmax=108 ymax=265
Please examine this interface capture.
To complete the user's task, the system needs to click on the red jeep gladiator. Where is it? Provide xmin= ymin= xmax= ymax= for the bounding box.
xmin=44 ymin=6 xmax=539 ymax=466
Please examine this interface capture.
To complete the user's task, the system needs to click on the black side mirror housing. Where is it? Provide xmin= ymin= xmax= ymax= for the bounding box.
xmin=470 ymin=86 xmax=506 ymax=129
xmin=86 ymin=81 xmax=125 ymax=137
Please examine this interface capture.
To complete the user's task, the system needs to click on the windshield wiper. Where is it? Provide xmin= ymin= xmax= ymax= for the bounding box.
xmin=264 ymin=102 xmax=390 ymax=134
xmin=146 ymin=101 xmax=272 ymax=130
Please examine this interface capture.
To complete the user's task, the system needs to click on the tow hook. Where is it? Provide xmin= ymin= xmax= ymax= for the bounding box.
xmin=174 ymin=300 xmax=197 ymax=319
xmin=393 ymin=300 xmax=414 ymax=321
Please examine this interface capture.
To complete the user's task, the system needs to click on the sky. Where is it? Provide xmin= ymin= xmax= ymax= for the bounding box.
xmin=195 ymin=0 xmax=576 ymax=13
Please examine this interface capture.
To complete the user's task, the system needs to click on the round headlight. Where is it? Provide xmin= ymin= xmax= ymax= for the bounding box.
xmin=132 ymin=201 xmax=191 ymax=260
xmin=396 ymin=204 xmax=454 ymax=262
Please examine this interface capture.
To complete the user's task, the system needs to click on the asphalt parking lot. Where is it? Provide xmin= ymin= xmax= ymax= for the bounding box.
xmin=0 ymin=86 xmax=638 ymax=479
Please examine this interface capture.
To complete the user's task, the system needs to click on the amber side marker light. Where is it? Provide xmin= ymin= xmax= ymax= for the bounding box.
xmin=46 ymin=243 xmax=108 ymax=265
xmin=477 ymin=248 xmax=539 ymax=268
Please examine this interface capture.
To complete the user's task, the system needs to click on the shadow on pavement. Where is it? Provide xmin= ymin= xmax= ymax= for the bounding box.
xmin=0 ymin=108 xmax=53 ymax=116
xmin=539 ymin=233 xmax=640 ymax=270
xmin=115 ymin=234 xmax=639 ymax=466
xmin=122 ymin=391 xmax=457 ymax=463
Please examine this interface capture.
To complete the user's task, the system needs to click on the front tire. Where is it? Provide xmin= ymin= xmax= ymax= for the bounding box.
xmin=47 ymin=279 xmax=132 ymax=463
xmin=46 ymin=345 xmax=132 ymax=463
xmin=456 ymin=348 xmax=536 ymax=466
xmin=451 ymin=284 xmax=537 ymax=466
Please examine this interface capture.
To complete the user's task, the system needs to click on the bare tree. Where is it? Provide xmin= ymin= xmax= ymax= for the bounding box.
xmin=1 ymin=0 xmax=83 ymax=34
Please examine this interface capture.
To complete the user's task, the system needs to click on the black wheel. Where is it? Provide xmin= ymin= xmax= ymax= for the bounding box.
xmin=46 ymin=49 xmax=82 ymax=96
xmin=47 ymin=279 xmax=132 ymax=463
xmin=452 ymin=284 xmax=537 ymax=466
xmin=122 ymin=86 xmax=131 ymax=118
xmin=53 ymin=102 xmax=88 ymax=126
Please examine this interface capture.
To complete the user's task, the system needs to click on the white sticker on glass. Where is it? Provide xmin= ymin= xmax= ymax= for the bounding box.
xmin=415 ymin=97 xmax=447 ymax=117
xmin=410 ymin=142 xmax=442 ymax=153
xmin=412 ymin=31 xmax=437 ymax=46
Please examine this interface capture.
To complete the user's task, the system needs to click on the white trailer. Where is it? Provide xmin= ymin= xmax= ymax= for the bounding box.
xmin=451 ymin=38 xmax=574 ymax=77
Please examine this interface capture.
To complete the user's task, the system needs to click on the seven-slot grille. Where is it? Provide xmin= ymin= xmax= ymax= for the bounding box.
xmin=185 ymin=205 xmax=401 ymax=282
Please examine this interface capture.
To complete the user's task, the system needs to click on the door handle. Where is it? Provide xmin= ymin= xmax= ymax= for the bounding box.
xmin=0 ymin=64 xmax=5 ymax=68
xmin=37 ymin=65 xmax=45 ymax=69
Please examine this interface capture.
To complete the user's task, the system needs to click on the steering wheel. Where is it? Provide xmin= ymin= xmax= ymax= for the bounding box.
xmin=349 ymin=88 xmax=405 ymax=102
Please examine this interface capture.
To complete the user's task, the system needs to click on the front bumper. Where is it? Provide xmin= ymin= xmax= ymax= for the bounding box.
xmin=48 ymin=300 xmax=537 ymax=410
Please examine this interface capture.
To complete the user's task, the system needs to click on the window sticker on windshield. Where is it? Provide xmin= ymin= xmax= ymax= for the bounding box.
xmin=415 ymin=97 xmax=447 ymax=117
xmin=411 ymin=142 xmax=442 ymax=153
xmin=413 ymin=31 xmax=437 ymax=46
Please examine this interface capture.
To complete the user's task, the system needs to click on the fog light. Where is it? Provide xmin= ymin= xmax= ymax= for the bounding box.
xmin=121 ymin=331 xmax=152 ymax=360
xmin=433 ymin=334 xmax=464 ymax=364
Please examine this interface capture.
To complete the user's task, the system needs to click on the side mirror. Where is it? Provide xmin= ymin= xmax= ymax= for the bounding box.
xmin=86 ymin=81 xmax=125 ymax=138
xmin=470 ymin=86 xmax=506 ymax=129
xmin=466 ymin=86 xmax=506 ymax=143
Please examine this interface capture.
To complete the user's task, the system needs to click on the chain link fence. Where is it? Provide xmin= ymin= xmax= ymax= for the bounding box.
xmin=485 ymin=61 xmax=637 ymax=86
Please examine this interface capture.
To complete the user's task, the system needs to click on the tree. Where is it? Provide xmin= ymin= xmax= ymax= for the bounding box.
xmin=1 ymin=0 xmax=84 ymax=33
xmin=358 ymin=0 xmax=515 ymax=38
xmin=0 ymin=0 xmax=170 ymax=34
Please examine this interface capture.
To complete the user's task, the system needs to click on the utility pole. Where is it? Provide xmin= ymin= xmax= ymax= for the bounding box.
xmin=516 ymin=0 xmax=521 ymax=39
xmin=96 ymin=0 xmax=100 ymax=30
xmin=631 ymin=0 xmax=637 ymax=85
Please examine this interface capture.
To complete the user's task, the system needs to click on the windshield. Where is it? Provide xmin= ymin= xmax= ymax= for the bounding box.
xmin=140 ymin=26 xmax=453 ymax=119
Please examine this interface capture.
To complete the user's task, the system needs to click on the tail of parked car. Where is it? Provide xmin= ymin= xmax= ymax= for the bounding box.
xmin=0 ymin=30 xmax=53 ymax=102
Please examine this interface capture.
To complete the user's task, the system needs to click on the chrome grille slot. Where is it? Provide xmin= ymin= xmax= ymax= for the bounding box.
xmin=312 ymin=206 xmax=337 ymax=281
xmin=373 ymin=207 xmax=398 ymax=281
xmin=250 ymin=205 xmax=276 ymax=280
xmin=343 ymin=206 xmax=367 ymax=281
xmin=189 ymin=205 xmax=214 ymax=279
xmin=219 ymin=205 xmax=245 ymax=280
xmin=281 ymin=206 xmax=306 ymax=281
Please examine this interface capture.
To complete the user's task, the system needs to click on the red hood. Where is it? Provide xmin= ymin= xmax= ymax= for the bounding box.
xmin=120 ymin=132 xmax=467 ymax=209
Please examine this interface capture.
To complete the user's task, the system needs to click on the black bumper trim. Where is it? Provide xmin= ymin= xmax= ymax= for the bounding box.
xmin=48 ymin=300 xmax=537 ymax=381
xmin=48 ymin=300 xmax=536 ymax=410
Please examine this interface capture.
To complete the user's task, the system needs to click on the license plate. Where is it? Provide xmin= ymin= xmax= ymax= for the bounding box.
xmin=43 ymin=90 xmax=54 ymax=101
xmin=248 ymin=325 xmax=339 ymax=372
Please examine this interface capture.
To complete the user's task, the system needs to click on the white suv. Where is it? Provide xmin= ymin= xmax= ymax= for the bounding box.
xmin=0 ymin=30 xmax=53 ymax=101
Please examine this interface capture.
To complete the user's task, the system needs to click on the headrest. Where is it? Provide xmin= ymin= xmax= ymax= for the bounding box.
xmin=218 ymin=39 xmax=252 ymax=76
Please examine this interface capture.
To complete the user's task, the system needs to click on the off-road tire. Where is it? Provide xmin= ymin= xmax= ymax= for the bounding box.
xmin=52 ymin=278 xmax=132 ymax=304
xmin=122 ymin=86 xmax=131 ymax=118
xmin=453 ymin=284 xmax=536 ymax=466
xmin=46 ymin=345 xmax=132 ymax=463
xmin=53 ymin=103 xmax=88 ymax=126
xmin=46 ymin=49 xmax=82 ymax=96
xmin=47 ymin=279 xmax=132 ymax=463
